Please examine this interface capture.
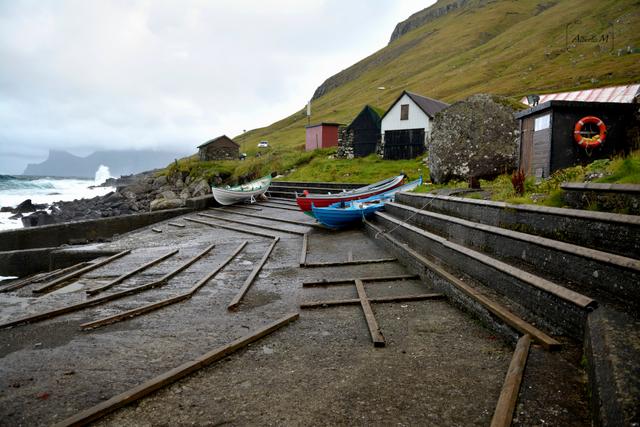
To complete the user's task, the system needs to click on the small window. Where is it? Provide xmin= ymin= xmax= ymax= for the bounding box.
xmin=534 ymin=114 xmax=550 ymax=131
xmin=400 ymin=104 xmax=409 ymax=120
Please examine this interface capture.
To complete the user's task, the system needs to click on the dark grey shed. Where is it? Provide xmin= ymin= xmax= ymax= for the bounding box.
xmin=198 ymin=135 xmax=240 ymax=161
xmin=347 ymin=105 xmax=384 ymax=157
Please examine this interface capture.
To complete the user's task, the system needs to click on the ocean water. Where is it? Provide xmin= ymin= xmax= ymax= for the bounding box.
xmin=0 ymin=165 xmax=115 ymax=231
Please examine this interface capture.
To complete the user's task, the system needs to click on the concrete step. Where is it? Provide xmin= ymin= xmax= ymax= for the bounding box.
xmin=395 ymin=192 xmax=640 ymax=259
xmin=384 ymin=201 xmax=640 ymax=311
xmin=370 ymin=211 xmax=595 ymax=339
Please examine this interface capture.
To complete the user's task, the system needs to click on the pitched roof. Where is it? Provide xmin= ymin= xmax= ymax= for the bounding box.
xmin=381 ymin=90 xmax=449 ymax=121
xmin=198 ymin=135 xmax=239 ymax=148
xmin=519 ymin=84 xmax=640 ymax=105
xmin=347 ymin=105 xmax=383 ymax=130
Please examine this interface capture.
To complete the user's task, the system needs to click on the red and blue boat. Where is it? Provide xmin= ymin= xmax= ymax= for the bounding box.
xmin=295 ymin=174 xmax=405 ymax=213
xmin=311 ymin=177 xmax=422 ymax=229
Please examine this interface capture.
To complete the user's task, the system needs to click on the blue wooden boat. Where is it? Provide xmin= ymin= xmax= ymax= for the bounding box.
xmin=311 ymin=177 xmax=422 ymax=229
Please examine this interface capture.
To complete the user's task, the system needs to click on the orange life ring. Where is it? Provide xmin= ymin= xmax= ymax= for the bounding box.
xmin=574 ymin=116 xmax=606 ymax=148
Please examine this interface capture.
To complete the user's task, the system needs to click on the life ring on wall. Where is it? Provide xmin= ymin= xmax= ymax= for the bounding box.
xmin=574 ymin=116 xmax=606 ymax=148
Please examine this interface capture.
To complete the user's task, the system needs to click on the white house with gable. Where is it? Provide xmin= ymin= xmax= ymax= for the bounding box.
xmin=380 ymin=90 xmax=449 ymax=159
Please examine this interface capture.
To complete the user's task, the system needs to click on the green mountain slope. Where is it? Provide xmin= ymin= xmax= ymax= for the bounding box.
xmin=199 ymin=0 xmax=640 ymax=181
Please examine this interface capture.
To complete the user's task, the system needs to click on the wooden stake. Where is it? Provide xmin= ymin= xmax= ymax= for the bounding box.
xmin=185 ymin=217 xmax=277 ymax=239
xmin=302 ymin=274 xmax=419 ymax=287
xmin=198 ymin=213 xmax=306 ymax=235
xmin=0 ymin=244 xmax=215 ymax=330
xmin=300 ymin=293 xmax=444 ymax=308
xmin=32 ymin=250 xmax=131 ymax=294
xmin=54 ymin=313 xmax=299 ymax=427
xmin=81 ymin=242 xmax=247 ymax=330
xmin=86 ymin=250 xmax=179 ymax=295
xmin=355 ymin=279 xmax=385 ymax=347
xmin=228 ymin=238 xmax=279 ymax=310
xmin=490 ymin=334 xmax=532 ymax=427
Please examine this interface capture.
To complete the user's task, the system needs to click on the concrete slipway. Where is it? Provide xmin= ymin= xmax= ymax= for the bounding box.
xmin=0 ymin=202 xmax=589 ymax=426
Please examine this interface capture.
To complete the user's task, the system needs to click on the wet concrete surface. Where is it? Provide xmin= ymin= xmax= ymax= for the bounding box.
xmin=0 ymin=203 xmax=580 ymax=425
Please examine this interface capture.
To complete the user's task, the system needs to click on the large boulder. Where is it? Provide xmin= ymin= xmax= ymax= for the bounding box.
xmin=428 ymin=94 xmax=519 ymax=184
xmin=150 ymin=197 xmax=184 ymax=211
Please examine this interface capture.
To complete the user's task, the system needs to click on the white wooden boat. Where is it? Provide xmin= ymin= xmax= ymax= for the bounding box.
xmin=212 ymin=174 xmax=272 ymax=206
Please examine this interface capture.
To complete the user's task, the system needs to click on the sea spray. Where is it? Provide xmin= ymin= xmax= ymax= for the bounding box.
xmin=94 ymin=165 xmax=113 ymax=185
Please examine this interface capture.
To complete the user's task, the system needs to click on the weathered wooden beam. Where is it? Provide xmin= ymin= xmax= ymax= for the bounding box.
xmin=228 ymin=204 xmax=263 ymax=211
xmin=32 ymin=250 xmax=131 ymax=294
xmin=490 ymin=334 xmax=532 ymax=427
xmin=185 ymin=217 xmax=277 ymax=239
xmin=54 ymin=312 xmax=299 ymax=427
xmin=151 ymin=228 xmax=162 ymax=233
xmin=302 ymin=258 xmax=397 ymax=268
xmin=228 ymin=238 xmax=279 ymax=310
xmin=302 ymin=274 xmax=419 ymax=287
xmin=1 ymin=264 xmax=88 ymax=293
xmin=167 ymin=222 xmax=186 ymax=228
xmin=210 ymin=207 xmax=320 ymax=228
xmin=299 ymin=233 xmax=308 ymax=266
xmin=300 ymin=293 xmax=445 ymax=308
xmin=0 ymin=244 xmax=215 ymax=330
xmin=355 ymin=279 xmax=385 ymax=347
xmin=258 ymin=203 xmax=300 ymax=212
xmin=267 ymin=196 xmax=297 ymax=203
xmin=198 ymin=213 xmax=306 ymax=235
xmin=365 ymin=219 xmax=561 ymax=351
xmin=86 ymin=250 xmax=179 ymax=295
xmin=81 ymin=242 xmax=247 ymax=330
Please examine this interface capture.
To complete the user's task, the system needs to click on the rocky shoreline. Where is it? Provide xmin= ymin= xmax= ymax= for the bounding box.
xmin=2 ymin=170 xmax=211 ymax=228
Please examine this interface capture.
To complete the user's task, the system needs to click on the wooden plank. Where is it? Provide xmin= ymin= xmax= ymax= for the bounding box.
xmin=227 ymin=204 xmax=263 ymax=211
xmin=365 ymin=219 xmax=561 ymax=351
xmin=210 ymin=207 xmax=321 ymax=228
xmin=302 ymin=274 xmax=419 ymax=287
xmin=258 ymin=203 xmax=300 ymax=212
xmin=185 ymin=217 xmax=277 ymax=239
xmin=54 ymin=312 xmax=299 ymax=427
xmin=86 ymin=250 xmax=179 ymax=295
xmin=302 ymin=258 xmax=397 ymax=268
xmin=167 ymin=222 xmax=186 ymax=228
xmin=355 ymin=279 xmax=385 ymax=347
xmin=32 ymin=250 xmax=131 ymax=294
xmin=299 ymin=233 xmax=308 ymax=266
xmin=198 ymin=213 xmax=306 ymax=236
xmin=300 ymin=293 xmax=445 ymax=308
xmin=0 ymin=244 xmax=216 ymax=330
xmin=1 ymin=264 xmax=90 ymax=293
xmin=81 ymin=242 xmax=247 ymax=330
xmin=490 ymin=334 xmax=532 ymax=427
xmin=228 ymin=238 xmax=279 ymax=310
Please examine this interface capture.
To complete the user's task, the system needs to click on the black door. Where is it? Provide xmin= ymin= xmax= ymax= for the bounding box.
xmin=353 ymin=129 xmax=379 ymax=157
xmin=383 ymin=129 xmax=425 ymax=160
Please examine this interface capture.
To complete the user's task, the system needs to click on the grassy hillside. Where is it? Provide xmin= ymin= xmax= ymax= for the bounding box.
xmin=188 ymin=0 xmax=640 ymax=182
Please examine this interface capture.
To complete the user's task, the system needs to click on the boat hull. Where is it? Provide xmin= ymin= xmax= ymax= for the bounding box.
xmin=212 ymin=175 xmax=272 ymax=206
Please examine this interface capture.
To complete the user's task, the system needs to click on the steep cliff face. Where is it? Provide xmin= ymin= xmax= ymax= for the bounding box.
xmin=388 ymin=0 xmax=470 ymax=44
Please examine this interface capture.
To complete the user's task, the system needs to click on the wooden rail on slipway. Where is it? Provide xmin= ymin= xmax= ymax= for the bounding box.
xmin=81 ymin=242 xmax=248 ymax=330
xmin=86 ymin=250 xmax=179 ymax=295
xmin=365 ymin=219 xmax=561 ymax=351
xmin=198 ymin=213 xmax=306 ymax=236
xmin=211 ymin=207 xmax=321 ymax=228
xmin=1 ymin=262 xmax=91 ymax=293
xmin=54 ymin=313 xmax=299 ymax=427
xmin=32 ymin=250 xmax=131 ymax=294
xmin=184 ymin=217 xmax=278 ymax=239
xmin=228 ymin=238 xmax=279 ymax=310
xmin=302 ymin=274 xmax=419 ymax=287
xmin=0 ymin=244 xmax=216 ymax=330
xmin=256 ymin=203 xmax=301 ymax=212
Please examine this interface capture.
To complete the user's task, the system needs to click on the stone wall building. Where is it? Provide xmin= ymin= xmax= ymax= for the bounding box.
xmin=198 ymin=135 xmax=240 ymax=161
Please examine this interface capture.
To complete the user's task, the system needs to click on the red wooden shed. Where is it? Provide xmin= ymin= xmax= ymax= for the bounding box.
xmin=305 ymin=122 xmax=342 ymax=151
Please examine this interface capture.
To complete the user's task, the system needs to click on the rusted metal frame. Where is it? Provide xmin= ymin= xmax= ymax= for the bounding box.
xmin=302 ymin=274 xmax=419 ymax=287
xmin=300 ymin=293 xmax=445 ymax=308
xmin=81 ymin=242 xmax=248 ymax=330
xmin=365 ymin=219 xmax=561 ymax=351
xmin=32 ymin=250 xmax=132 ymax=294
xmin=490 ymin=334 xmax=532 ymax=427
xmin=184 ymin=217 xmax=278 ymax=239
xmin=228 ymin=238 xmax=279 ymax=310
xmin=299 ymin=233 xmax=308 ymax=266
xmin=54 ymin=313 xmax=299 ymax=427
xmin=355 ymin=279 xmax=385 ymax=347
xmin=1 ymin=263 xmax=88 ymax=293
xmin=210 ymin=207 xmax=320 ymax=228
xmin=167 ymin=222 xmax=186 ymax=228
xmin=198 ymin=212 xmax=306 ymax=236
xmin=302 ymin=258 xmax=397 ymax=268
xmin=86 ymin=250 xmax=179 ymax=295
xmin=0 ymin=244 xmax=216 ymax=330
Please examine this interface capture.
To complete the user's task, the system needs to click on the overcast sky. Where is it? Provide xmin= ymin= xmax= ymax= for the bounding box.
xmin=0 ymin=0 xmax=433 ymax=174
